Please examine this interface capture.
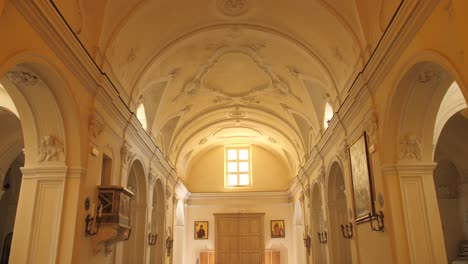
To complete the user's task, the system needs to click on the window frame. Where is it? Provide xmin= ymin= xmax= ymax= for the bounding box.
xmin=224 ymin=146 xmax=252 ymax=188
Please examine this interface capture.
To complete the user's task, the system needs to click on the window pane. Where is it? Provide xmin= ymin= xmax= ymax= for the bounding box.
xmin=227 ymin=149 xmax=237 ymax=160
xmin=238 ymin=149 xmax=249 ymax=160
xmin=228 ymin=162 xmax=238 ymax=172
xmin=239 ymin=162 xmax=249 ymax=172
xmin=227 ymin=174 xmax=238 ymax=186
xmin=239 ymin=174 xmax=249 ymax=185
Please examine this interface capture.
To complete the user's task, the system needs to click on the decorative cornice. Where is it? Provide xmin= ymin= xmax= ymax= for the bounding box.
xmin=186 ymin=191 xmax=290 ymax=205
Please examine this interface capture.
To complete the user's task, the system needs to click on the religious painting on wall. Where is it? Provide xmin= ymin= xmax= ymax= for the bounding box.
xmin=270 ymin=220 xmax=285 ymax=238
xmin=349 ymin=132 xmax=375 ymax=222
xmin=194 ymin=221 xmax=208 ymax=239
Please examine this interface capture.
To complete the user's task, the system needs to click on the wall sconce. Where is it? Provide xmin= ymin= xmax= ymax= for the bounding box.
xmin=369 ymin=211 xmax=384 ymax=232
xmin=148 ymin=232 xmax=158 ymax=246
xmin=317 ymin=231 xmax=327 ymax=244
xmin=85 ymin=198 xmax=102 ymax=236
xmin=166 ymin=236 xmax=173 ymax=256
xmin=122 ymin=228 xmax=132 ymax=241
xmin=303 ymin=225 xmax=311 ymax=256
xmin=341 ymin=222 xmax=353 ymax=239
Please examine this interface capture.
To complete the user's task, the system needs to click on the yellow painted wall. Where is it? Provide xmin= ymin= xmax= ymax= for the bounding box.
xmin=186 ymin=145 xmax=290 ymax=192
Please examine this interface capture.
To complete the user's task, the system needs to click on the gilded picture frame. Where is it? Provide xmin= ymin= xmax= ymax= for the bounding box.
xmin=270 ymin=220 xmax=285 ymax=238
xmin=348 ymin=132 xmax=375 ymax=222
xmin=194 ymin=221 xmax=208 ymax=239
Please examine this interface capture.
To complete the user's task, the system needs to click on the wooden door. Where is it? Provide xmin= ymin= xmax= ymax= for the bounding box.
xmin=215 ymin=213 xmax=265 ymax=264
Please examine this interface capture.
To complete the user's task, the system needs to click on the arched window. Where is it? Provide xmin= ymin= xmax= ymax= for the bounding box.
xmin=136 ymin=104 xmax=147 ymax=130
xmin=324 ymin=102 xmax=334 ymax=129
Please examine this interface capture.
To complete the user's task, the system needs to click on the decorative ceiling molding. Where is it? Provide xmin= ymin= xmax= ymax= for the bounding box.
xmin=6 ymin=71 xmax=39 ymax=86
xmin=216 ymin=0 xmax=252 ymax=17
xmin=132 ymin=24 xmax=337 ymax=94
xmin=172 ymin=46 xmax=302 ymax=103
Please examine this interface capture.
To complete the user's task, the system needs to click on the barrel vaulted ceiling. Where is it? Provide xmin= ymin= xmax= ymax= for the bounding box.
xmin=53 ymin=0 xmax=401 ymax=178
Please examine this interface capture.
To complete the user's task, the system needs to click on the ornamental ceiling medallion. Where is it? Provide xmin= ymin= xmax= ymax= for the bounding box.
xmin=217 ymin=0 xmax=251 ymax=16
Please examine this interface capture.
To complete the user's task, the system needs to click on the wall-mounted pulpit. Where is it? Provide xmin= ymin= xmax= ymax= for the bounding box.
xmin=87 ymin=186 xmax=134 ymax=254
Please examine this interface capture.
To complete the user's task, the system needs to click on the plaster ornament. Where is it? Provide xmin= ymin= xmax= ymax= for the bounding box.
xmin=6 ymin=71 xmax=39 ymax=86
xmin=365 ymin=112 xmax=378 ymax=138
xmin=89 ymin=116 xmax=105 ymax=138
xmin=338 ymin=142 xmax=349 ymax=161
xmin=417 ymin=70 xmax=439 ymax=85
xmin=206 ymin=41 xmax=227 ymax=51
xmin=298 ymin=191 xmax=305 ymax=204
xmin=148 ymin=171 xmax=157 ymax=187
xmin=120 ymin=141 xmax=135 ymax=165
xmin=166 ymin=188 xmax=173 ymax=201
xmin=37 ymin=135 xmax=65 ymax=162
xmin=217 ymin=0 xmax=250 ymax=17
xmin=199 ymin=138 xmax=207 ymax=145
xmin=318 ymin=167 xmax=326 ymax=184
xmin=245 ymin=42 xmax=266 ymax=53
xmin=240 ymin=96 xmax=260 ymax=104
xmin=287 ymin=66 xmax=301 ymax=78
xmin=268 ymin=137 xmax=277 ymax=144
xmin=399 ymin=133 xmax=422 ymax=161
xmin=304 ymin=183 xmax=310 ymax=198
xmin=228 ymin=107 xmax=246 ymax=119
xmin=169 ymin=68 xmax=181 ymax=78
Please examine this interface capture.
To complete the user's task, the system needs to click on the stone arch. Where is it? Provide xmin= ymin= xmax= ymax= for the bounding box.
xmin=326 ymin=161 xmax=351 ymax=264
xmin=0 ymin=52 xmax=83 ymax=167
xmin=381 ymin=51 xmax=467 ymax=164
xmin=381 ymin=52 xmax=468 ymax=263
xmin=150 ymin=178 xmax=166 ymax=264
xmin=0 ymin=53 xmax=84 ymax=263
xmin=123 ymin=159 xmax=148 ymax=264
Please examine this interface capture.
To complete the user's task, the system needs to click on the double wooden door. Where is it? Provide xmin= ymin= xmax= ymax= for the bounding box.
xmin=215 ymin=213 xmax=265 ymax=264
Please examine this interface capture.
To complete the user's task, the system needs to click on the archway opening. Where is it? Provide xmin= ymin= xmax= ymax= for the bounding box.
xmin=327 ymin=162 xmax=352 ymax=264
xmin=310 ymin=183 xmax=326 ymax=264
xmin=0 ymin=91 xmax=23 ymax=262
xmin=384 ymin=59 xmax=468 ymax=263
xmin=150 ymin=179 xmax=165 ymax=264
xmin=123 ymin=160 xmax=147 ymax=264
xmin=433 ymin=109 xmax=468 ymax=262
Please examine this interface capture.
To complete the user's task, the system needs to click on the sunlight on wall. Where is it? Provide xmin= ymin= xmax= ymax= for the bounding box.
xmin=433 ymin=81 xmax=467 ymax=147
xmin=186 ymin=145 xmax=290 ymax=192
xmin=136 ymin=104 xmax=147 ymax=130
xmin=324 ymin=102 xmax=333 ymax=129
xmin=0 ymin=83 xmax=19 ymax=118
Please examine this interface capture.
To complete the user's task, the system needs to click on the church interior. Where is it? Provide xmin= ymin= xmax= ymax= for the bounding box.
xmin=0 ymin=0 xmax=467 ymax=263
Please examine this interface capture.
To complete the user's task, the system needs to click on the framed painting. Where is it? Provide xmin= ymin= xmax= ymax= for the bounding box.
xmin=194 ymin=221 xmax=208 ymax=239
xmin=270 ymin=220 xmax=285 ymax=238
xmin=348 ymin=132 xmax=375 ymax=222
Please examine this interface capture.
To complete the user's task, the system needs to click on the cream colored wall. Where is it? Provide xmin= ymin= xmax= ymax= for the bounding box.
xmin=0 ymin=2 xmax=178 ymax=264
xmin=186 ymin=145 xmax=290 ymax=192
xmin=0 ymin=0 xmax=467 ymax=264
xmin=185 ymin=195 xmax=294 ymax=264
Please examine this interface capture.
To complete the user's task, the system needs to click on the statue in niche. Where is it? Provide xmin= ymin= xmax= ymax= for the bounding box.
xmin=37 ymin=135 xmax=64 ymax=162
